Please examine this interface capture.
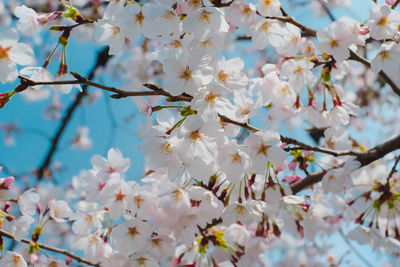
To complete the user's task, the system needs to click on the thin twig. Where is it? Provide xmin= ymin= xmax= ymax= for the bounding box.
xmin=291 ymin=133 xmax=400 ymax=193
xmin=36 ymin=48 xmax=111 ymax=180
xmin=259 ymin=8 xmax=400 ymax=97
xmin=338 ymin=229 xmax=374 ymax=267
xmin=15 ymin=74 xmax=193 ymax=102
xmin=386 ymin=154 xmax=400 ymax=183
xmin=0 ymin=229 xmax=99 ymax=266
xmin=218 ymin=114 xmax=360 ymax=158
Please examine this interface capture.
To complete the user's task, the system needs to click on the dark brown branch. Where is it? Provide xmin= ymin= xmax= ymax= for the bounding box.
xmin=349 ymin=48 xmax=400 ymax=97
xmin=16 ymin=74 xmax=193 ymax=102
xmin=260 ymin=9 xmax=400 ymax=97
xmin=36 ymin=48 xmax=111 ymax=180
xmin=281 ymin=136 xmax=360 ymax=157
xmin=261 ymin=13 xmax=317 ymax=37
xmin=0 ymin=229 xmax=99 ymax=266
xmin=386 ymin=154 xmax=400 ymax=182
xmin=218 ymin=114 xmax=359 ymax=158
xmin=291 ymin=133 xmax=400 ymax=193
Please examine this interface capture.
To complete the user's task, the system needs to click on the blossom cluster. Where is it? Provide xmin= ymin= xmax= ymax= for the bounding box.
xmin=1 ymin=0 xmax=400 ymax=266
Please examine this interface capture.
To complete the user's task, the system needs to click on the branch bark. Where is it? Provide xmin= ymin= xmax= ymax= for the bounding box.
xmin=0 ymin=229 xmax=99 ymax=266
xmin=36 ymin=48 xmax=111 ymax=180
xmin=260 ymin=10 xmax=400 ymax=97
xmin=16 ymin=74 xmax=193 ymax=103
xmin=290 ymin=133 xmax=400 ymax=193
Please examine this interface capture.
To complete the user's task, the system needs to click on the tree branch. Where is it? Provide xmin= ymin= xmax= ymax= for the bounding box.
xmin=260 ymin=9 xmax=400 ymax=97
xmin=36 ymin=48 xmax=111 ymax=180
xmin=218 ymin=114 xmax=360 ymax=157
xmin=0 ymin=229 xmax=99 ymax=266
xmin=290 ymin=133 xmax=400 ymax=193
xmin=16 ymin=74 xmax=193 ymax=102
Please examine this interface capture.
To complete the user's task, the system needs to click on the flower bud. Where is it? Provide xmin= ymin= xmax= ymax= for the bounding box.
xmin=0 ymin=176 xmax=14 ymax=190
xmin=0 ymin=91 xmax=14 ymax=109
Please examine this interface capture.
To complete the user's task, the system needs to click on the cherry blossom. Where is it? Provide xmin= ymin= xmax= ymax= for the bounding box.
xmin=2 ymin=1 xmax=400 ymax=266
xmin=0 ymin=28 xmax=35 ymax=83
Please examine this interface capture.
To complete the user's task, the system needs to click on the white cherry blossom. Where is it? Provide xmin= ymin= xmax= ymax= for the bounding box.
xmin=0 ymin=28 xmax=35 ymax=83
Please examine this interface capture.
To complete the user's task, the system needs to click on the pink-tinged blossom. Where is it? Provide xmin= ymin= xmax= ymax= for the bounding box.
xmin=371 ymin=41 xmax=400 ymax=75
xmin=323 ymin=126 xmax=351 ymax=150
xmin=275 ymin=23 xmax=302 ymax=56
xmin=347 ymin=225 xmax=381 ymax=250
xmin=147 ymin=235 xmax=175 ymax=261
xmin=176 ymin=115 xmax=223 ymax=165
xmin=190 ymin=32 xmax=225 ymax=59
xmin=94 ymin=2 xmax=126 ymax=56
xmin=0 ymin=176 xmax=14 ymax=191
xmin=129 ymin=253 xmax=159 ymax=267
xmin=244 ymin=131 xmax=286 ymax=174
xmin=299 ymin=38 xmax=316 ymax=57
xmin=0 ymin=28 xmax=35 ymax=83
xmin=182 ymin=7 xmax=229 ymax=41
xmin=226 ymin=0 xmax=257 ymax=27
xmin=53 ymin=73 xmax=82 ymax=94
xmin=18 ymin=188 xmax=40 ymax=217
xmin=223 ymin=200 xmax=262 ymax=225
xmin=218 ymin=140 xmax=250 ymax=183
xmin=91 ymin=148 xmax=130 ymax=180
xmin=161 ymin=53 xmax=213 ymax=96
xmin=317 ymin=17 xmax=364 ymax=62
xmin=283 ymin=174 xmax=302 ymax=184
xmin=73 ymin=234 xmax=113 ymax=263
xmin=98 ymin=174 xmax=131 ymax=220
xmin=110 ymin=219 xmax=153 ymax=253
xmin=233 ymin=88 xmax=262 ymax=122
xmin=192 ymin=84 xmax=234 ymax=120
xmin=257 ymin=0 xmax=281 ymax=16
xmin=19 ymin=67 xmax=52 ymax=102
xmin=71 ymin=209 xmax=102 ymax=236
xmin=119 ymin=3 xmax=145 ymax=43
xmin=10 ymin=215 xmax=35 ymax=241
xmin=38 ymin=258 xmax=67 ymax=267
xmin=249 ymin=18 xmax=282 ymax=50
xmin=72 ymin=126 xmax=92 ymax=150
xmin=367 ymin=4 xmax=400 ymax=40
xmin=280 ymin=59 xmax=316 ymax=94
xmin=49 ymin=199 xmax=72 ymax=223
xmin=322 ymin=159 xmax=360 ymax=193
xmin=0 ymin=251 xmax=27 ymax=267
xmin=141 ymin=4 xmax=180 ymax=40
xmin=214 ymin=57 xmax=248 ymax=89
xmin=14 ymin=5 xmax=40 ymax=36
xmin=224 ymin=223 xmax=250 ymax=249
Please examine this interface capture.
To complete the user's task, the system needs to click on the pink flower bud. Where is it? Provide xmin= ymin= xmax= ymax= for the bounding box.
xmin=0 ymin=176 xmax=14 ymax=190
xmin=283 ymin=174 xmax=302 ymax=184
xmin=0 ymin=92 xmax=12 ymax=109
xmin=175 ymin=3 xmax=183 ymax=15
xmin=30 ymin=253 xmax=39 ymax=264
xmin=386 ymin=0 xmax=396 ymax=5
xmin=66 ymin=256 xmax=73 ymax=265
xmin=37 ymin=202 xmax=42 ymax=214
xmin=4 ymin=202 xmax=10 ymax=213
xmin=359 ymin=25 xmax=369 ymax=35
xmin=47 ymin=11 xmax=63 ymax=21
xmin=288 ymin=160 xmax=297 ymax=171
xmin=304 ymin=151 xmax=313 ymax=157
xmin=228 ymin=24 xmax=238 ymax=32
xmin=36 ymin=15 xmax=48 ymax=25
xmin=275 ymin=162 xmax=287 ymax=172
